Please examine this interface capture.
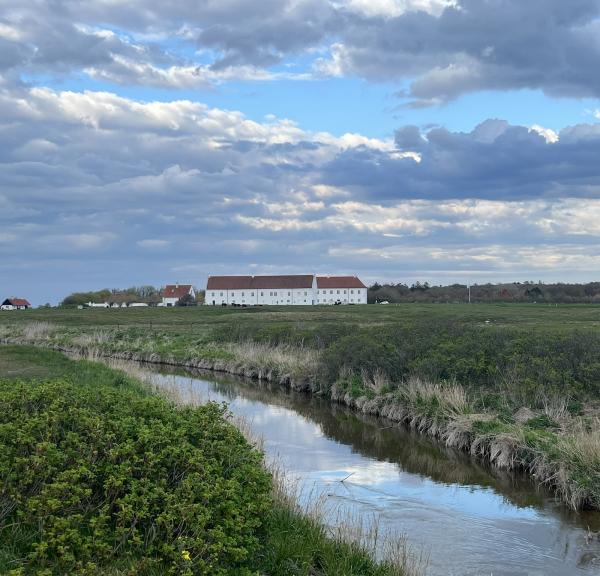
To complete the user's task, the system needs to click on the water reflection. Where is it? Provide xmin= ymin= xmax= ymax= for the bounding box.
xmin=149 ymin=365 xmax=600 ymax=576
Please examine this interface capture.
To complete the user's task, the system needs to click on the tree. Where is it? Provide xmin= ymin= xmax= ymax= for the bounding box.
xmin=176 ymin=293 xmax=196 ymax=307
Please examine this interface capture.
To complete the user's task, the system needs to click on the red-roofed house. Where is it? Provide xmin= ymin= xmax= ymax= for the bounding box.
xmin=205 ymin=274 xmax=367 ymax=305
xmin=1 ymin=298 xmax=31 ymax=310
xmin=161 ymin=284 xmax=196 ymax=307
xmin=316 ymin=276 xmax=367 ymax=305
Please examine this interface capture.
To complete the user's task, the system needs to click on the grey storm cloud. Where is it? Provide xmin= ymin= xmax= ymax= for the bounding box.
xmin=322 ymin=119 xmax=600 ymax=200
xmin=337 ymin=0 xmax=600 ymax=103
xmin=1 ymin=0 xmax=600 ymax=101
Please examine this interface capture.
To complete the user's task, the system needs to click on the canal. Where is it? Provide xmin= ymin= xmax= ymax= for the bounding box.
xmin=144 ymin=364 xmax=600 ymax=576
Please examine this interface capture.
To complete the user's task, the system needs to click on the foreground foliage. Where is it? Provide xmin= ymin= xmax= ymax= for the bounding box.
xmin=0 ymin=378 xmax=271 ymax=575
xmin=0 ymin=348 xmax=411 ymax=576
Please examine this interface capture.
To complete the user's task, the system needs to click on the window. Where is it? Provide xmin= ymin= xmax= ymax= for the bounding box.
xmin=261 ymin=292 xmax=264 ymax=296
xmin=330 ymin=290 xmax=333 ymax=294
xmin=343 ymin=290 xmax=346 ymax=294
xmin=304 ymin=291 xmax=307 ymax=296
xmin=274 ymin=291 xmax=277 ymax=296
xmin=288 ymin=292 xmax=291 ymax=296
xmin=337 ymin=290 xmax=340 ymax=294
xmin=251 ymin=292 xmax=254 ymax=296
xmin=350 ymin=290 xmax=354 ymax=294
xmin=220 ymin=292 xmax=223 ymax=296
xmin=242 ymin=292 xmax=244 ymax=296
xmin=211 ymin=292 xmax=215 ymax=297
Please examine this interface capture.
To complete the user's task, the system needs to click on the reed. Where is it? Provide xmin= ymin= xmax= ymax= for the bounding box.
xmin=225 ymin=340 xmax=320 ymax=377
xmin=20 ymin=321 xmax=56 ymax=341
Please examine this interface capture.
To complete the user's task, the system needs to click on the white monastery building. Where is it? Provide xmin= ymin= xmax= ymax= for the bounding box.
xmin=206 ymin=275 xmax=367 ymax=306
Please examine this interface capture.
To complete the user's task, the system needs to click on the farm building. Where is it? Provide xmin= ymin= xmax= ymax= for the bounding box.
xmin=205 ymin=275 xmax=367 ymax=306
xmin=161 ymin=284 xmax=196 ymax=306
xmin=1 ymin=298 xmax=31 ymax=310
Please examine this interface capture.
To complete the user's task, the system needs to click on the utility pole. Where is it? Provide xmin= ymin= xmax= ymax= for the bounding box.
xmin=468 ymin=281 xmax=471 ymax=304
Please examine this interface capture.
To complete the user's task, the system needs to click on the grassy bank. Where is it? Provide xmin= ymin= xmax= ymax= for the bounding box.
xmin=1 ymin=305 xmax=599 ymax=509
xmin=0 ymin=346 xmax=413 ymax=576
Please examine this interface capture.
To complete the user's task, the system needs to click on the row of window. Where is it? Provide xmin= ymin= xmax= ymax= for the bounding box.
xmin=210 ymin=289 xmax=363 ymax=297
xmin=210 ymin=291 xmax=311 ymax=297
xmin=231 ymin=300 xmax=310 ymax=304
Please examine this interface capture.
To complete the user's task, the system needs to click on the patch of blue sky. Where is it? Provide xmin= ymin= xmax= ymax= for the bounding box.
xmin=23 ymin=65 xmax=600 ymax=143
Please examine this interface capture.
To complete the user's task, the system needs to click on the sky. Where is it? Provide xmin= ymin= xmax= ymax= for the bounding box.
xmin=2 ymin=0 xmax=600 ymax=304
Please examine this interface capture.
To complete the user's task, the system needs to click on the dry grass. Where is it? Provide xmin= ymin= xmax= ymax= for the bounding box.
xmin=72 ymin=330 xmax=112 ymax=348
xmin=472 ymin=430 xmax=525 ymax=469
xmin=20 ymin=322 xmax=56 ymax=341
xmin=401 ymin=376 xmax=469 ymax=417
xmin=361 ymin=368 xmax=390 ymax=394
xmin=226 ymin=341 xmax=320 ymax=377
xmin=542 ymin=395 xmax=570 ymax=423
xmin=569 ymin=419 xmax=600 ymax=463
xmin=532 ymin=420 xmax=600 ymax=510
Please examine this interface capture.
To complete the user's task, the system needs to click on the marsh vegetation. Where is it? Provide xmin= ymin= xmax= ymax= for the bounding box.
xmin=1 ymin=304 xmax=599 ymax=510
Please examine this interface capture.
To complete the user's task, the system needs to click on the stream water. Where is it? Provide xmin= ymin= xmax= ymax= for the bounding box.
xmin=145 ymin=364 xmax=600 ymax=576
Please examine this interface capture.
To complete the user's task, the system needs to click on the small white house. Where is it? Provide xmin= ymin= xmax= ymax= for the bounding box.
xmin=161 ymin=284 xmax=195 ymax=306
xmin=87 ymin=302 xmax=109 ymax=308
xmin=1 ymin=298 xmax=31 ymax=310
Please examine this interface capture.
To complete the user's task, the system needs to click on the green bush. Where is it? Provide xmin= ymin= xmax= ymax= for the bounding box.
xmin=0 ymin=379 xmax=271 ymax=575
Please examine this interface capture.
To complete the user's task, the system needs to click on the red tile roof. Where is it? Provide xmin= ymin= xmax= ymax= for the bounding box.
xmin=207 ymin=275 xmax=314 ymax=290
xmin=251 ymin=275 xmax=314 ymax=289
xmin=207 ymin=276 xmax=253 ymax=290
xmin=3 ymin=298 xmax=31 ymax=307
xmin=162 ymin=284 xmax=193 ymax=299
xmin=317 ymin=276 xmax=366 ymax=289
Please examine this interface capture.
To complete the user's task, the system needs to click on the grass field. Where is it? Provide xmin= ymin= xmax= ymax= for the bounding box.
xmin=4 ymin=302 xmax=600 ymax=332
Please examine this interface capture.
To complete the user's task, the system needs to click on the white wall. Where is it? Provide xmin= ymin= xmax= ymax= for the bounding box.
xmin=206 ymin=287 xmax=315 ymax=305
xmin=162 ymin=287 xmax=195 ymax=307
xmin=316 ymin=287 xmax=367 ymax=304
xmin=205 ymin=278 xmax=366 ymax=306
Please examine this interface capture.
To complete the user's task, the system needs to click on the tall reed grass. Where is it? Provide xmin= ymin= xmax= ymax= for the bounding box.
xmin=20 ymin=321 xmax=56 ymax=341
xmin=225 ymin=340 xmax=320 ymax=377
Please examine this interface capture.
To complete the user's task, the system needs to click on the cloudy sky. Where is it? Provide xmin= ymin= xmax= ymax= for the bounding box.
xmin=2 ymin=0 xmax=600 ymax=304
